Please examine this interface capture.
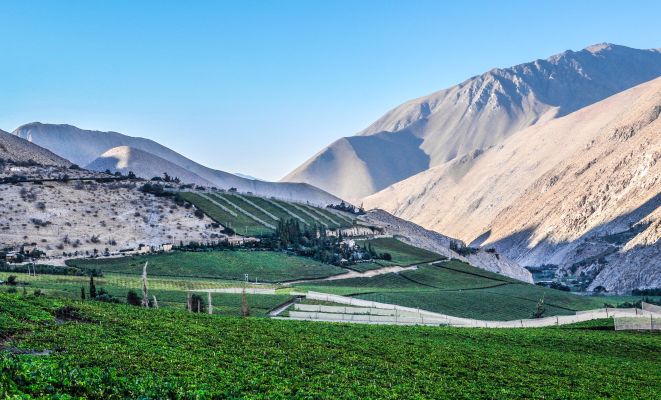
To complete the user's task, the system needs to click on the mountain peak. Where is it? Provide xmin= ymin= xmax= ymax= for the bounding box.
xmin=583 ymin=42 xmax=616 ymax=53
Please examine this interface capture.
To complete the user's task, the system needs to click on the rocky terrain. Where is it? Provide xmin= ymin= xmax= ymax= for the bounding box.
xmin=87 ymin=146 xmax=216 ymax=186
xmin=359 ymin=210 xmax=533 ymax=283
xmin=0 ymin=164 xmax=223 ymax=261
xmin=0 ymin=130 xmax=71 ymax=167
xmin=364 ymin=77 xmax=661 ymax=293
xmin=12 ymin=123 xmax=341 ymax=205
xmin=283 ymin=44 xmax=661 ymax=201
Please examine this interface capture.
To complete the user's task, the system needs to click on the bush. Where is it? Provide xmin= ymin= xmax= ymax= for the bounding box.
xmin=6 ymin=275 xmax=18 ymax=286
xmin=126 ymin=290 xmax=142 ymax=306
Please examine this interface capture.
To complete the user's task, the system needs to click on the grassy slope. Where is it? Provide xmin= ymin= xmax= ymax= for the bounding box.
xmin=1 ymin=294 xmax=658 ymax=399
xmin=356 ymin=237 xmax=442 ymax=265
xmin=297 ymin=261 xmax=609 ymax=320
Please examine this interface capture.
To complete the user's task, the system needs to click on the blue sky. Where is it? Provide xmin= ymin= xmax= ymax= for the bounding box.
xmin=1 ymin=1 xmax=660 ymax=180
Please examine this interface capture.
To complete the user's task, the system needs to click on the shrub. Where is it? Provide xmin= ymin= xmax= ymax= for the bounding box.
xmin=126 ymin=290 xmax=142 ymax=306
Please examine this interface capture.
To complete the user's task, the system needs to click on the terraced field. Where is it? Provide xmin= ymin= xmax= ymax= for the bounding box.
xmin=2 ymin=294 xmax=659 ymax=398
xmin=180 ymin=191 xmax=354 ymax=236
xmin=179 ymin=192 xmax=272 ymax=236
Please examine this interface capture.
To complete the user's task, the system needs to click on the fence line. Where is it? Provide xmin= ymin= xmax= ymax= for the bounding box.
xmin=299 ymin=291 xmax=661 ymax=328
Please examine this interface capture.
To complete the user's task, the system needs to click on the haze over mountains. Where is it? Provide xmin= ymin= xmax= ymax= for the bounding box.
xmin=283 ymin=44 xmax=661 ymax=202
xmin=11 ymin=123 xmax=340 ymax=205
xmin=0 ymin=129 xmax=71 ymax=167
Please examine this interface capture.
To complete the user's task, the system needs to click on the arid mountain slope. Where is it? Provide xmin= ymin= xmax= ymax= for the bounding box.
xmin=359 ymin=210 xmax=533 ymax=283
xmin=0 ymin=129 xmax=71 ymax=167
xmin=0 ymin=168 xmax=222 ymax=260
xmin=283 ymin=44 xmax=661 ymax=201
xmin=364 ymin=77 xmax=661 ymax=293
xmin=86 ymin=146 xmax=215 ymax=186
xmin=12 ymin=123 xmax=340 ymax=205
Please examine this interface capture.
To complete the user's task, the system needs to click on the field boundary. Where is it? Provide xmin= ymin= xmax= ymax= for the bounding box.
xmin=276 ymin=290 xmax=661 ymax=328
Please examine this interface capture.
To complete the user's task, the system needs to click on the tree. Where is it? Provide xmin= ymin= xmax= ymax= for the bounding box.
xmin=126 ymin=290 xmax=141 ymax=306
xmin=532 ymin=295 xmax=546 ymax=318
xmin=89 ymin=275 xmax=97 ymax=299
xmin=241 ymin=288 xmax=250 ymax=317
xmin=80 ymin=286 xmax=86 ymax=300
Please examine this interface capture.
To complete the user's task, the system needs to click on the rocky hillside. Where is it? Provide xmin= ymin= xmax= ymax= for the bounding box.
xmin=86 ymin=146 xmax=216 ymax=186
xmin=0 ymin=129 xmax=71 ymax=167
xmin=359 ymin=210 xmax=533 ymax=283
xmin=283 ymin=44 xmax=661 ymax=201
xmin=0 ymin=166 xmax=223 ymax=261
xmin=364 ymin=77 xmax=661 ymax=293
xmin=12 ymin=123 xmax=341 ymax=205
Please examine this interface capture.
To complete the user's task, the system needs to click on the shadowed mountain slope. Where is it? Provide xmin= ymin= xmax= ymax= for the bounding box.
xmin=283 ymin=44 xmax=661 ymax=201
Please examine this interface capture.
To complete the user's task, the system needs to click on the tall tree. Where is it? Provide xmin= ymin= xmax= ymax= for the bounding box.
xmin=89 ymin=275 xmax=97 ymax=299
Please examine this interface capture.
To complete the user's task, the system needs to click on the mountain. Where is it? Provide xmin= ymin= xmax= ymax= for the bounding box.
xmin=12 ymin=123 xmax=341 ymax=205
xmin=0 ymin=129 xmax=71 ymax=167
xmin=86 ymin=146 xmax=215 ymax=186
xmin=283 ymin=44 xmax=661 ymax=201
xmin=364 ymin=77 xmax=661 ymax=293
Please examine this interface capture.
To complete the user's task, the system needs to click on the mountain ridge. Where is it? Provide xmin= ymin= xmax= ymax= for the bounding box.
xmin=364 ymin=76 xmax=661 ymax=293
xmin=12 ymin=123 xmax=342 ymax=205
xmin=283 ymin=43 xmax=661 ymax=202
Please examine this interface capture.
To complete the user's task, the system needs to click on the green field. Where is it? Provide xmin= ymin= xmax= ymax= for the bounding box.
xmin=356 ymin=237 xmax=442 ymax=265
xmin=66 ymin=250 xmax=346 ymax=282
xmin=0 ymin=271 xmax=293 ymax=317
xmin=180 ymin=192 xmax=274 ymax=236
xmin=296 ymin=261 xmax=613 ymax=320
xmin=1 ymin=293 xmax=659 ymax=398
xmin=179 ymin=191 xmax=354 ymax=236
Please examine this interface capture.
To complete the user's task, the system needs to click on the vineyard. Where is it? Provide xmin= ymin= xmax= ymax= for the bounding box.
xmin=66 ymin=250 xmax=346 ymax=282
xmin=355 ymin=237 xmax=442 ymax=265
xmin=178 ymin=191 xmax=355 ymax=236
xmin=1 ymin=293 xmax=659 ymax=398
xmin=295 ymin=260 xmax=614 ymax=320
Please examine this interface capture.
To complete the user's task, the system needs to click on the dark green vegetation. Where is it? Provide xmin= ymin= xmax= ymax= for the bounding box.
xmin=0 ymin=272 xmax=292 ymax=317
xmin=298 ymin=260 xmax=614 ymax=320
xmin=1 ymin=293 xmax=659 ymax=399
xmin=356 ymin=237 xmax=442 ymax=265
xmin=178 ymin=191 xmax=354 ymax=237
xmin=66 ymin=250 xmax=345 ymax=282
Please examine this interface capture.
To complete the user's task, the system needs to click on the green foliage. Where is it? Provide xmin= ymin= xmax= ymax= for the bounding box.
xmin=89 ymin=275 xmax=97 ymax=299
xmin=67 ymin=250 xmax=346 ymax=282
xmin=299 ymin=261 xmax=607 ymax=321
xmin=126 ymin=290 xmax=141 ymax=306
xmin=532 ymin=295 xmax=546 ymax=318
xmin=0 ymin=296 xmax=658 ymax=398
xmin=356 ymin=238 xmax=441 ymax=265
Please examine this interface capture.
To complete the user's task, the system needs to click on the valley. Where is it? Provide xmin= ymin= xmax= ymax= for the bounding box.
xmin=1 ymin=21 xmax=660 ymax=398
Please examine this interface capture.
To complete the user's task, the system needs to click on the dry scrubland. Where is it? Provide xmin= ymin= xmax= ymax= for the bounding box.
xmin=0 ymin=180 xmax=221 ymax=258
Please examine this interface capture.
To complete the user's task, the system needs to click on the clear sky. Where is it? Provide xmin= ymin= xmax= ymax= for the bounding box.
xmin=1 ymin=1 xmax=660 ymax=180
